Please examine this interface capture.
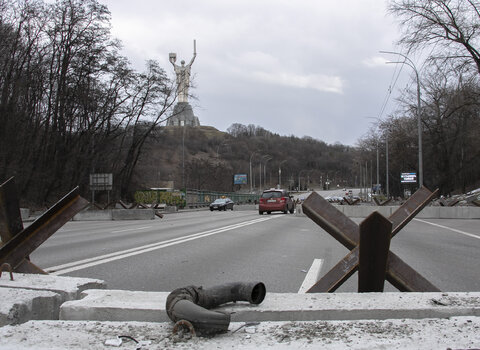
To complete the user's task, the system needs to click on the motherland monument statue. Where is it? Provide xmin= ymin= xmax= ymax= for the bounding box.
xmin=167 ymin=40 xmax=200 ymax=126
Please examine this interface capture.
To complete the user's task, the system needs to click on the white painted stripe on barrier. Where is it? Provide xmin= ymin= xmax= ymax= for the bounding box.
xmin=414 ymin=218 xmax=480 ymax=240
xmin=298 ymin=258 xmax=324 ymax=293
xmin=47 ymin=215 xmax=284 ymax=275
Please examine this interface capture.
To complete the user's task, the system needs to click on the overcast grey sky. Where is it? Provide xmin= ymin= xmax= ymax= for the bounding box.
xmin=101 ymin=0 xmax=410 ymax=145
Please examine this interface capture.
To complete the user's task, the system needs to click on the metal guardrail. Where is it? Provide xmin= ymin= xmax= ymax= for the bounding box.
xmin=185 ymin=190 xmax=259 ymax=208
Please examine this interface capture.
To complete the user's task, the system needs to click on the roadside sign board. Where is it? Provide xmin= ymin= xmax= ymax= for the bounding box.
xmin=234 ymin=174 xmax=248 ymax=185
xmin=401 ymin=172 xmax=417 ymax=184
xmin=90 ymin=173 xmax=113 ymax=191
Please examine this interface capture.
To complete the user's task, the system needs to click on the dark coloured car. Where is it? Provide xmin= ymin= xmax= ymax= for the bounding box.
xmin=209 ymin=198 xmax=234 ymax=211
xmin=259 ymin=189 xmax=295 ymax=215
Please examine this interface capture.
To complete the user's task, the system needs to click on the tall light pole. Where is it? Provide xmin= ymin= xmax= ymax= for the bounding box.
xmin=264 ymin=157 xmax=272 ymax=188
xmin=376 ymin=138 xmax=379 ymax=192
xmin=249 ymin=151 xmax=257 ymax=192
xmin=381 ymin=51 xmax=423 ymax=186
xmin=278 ymin=160 xmax=287 ymax=188
xmin=298 ymin=169 xmax=307 ymax=191
xmin=259 ymin=155 xmax=271 ymax=191
xmin=366 ymin=117 xmax=383 ymax=194
xmin=386 ymin=135 xmax=390 ymax=198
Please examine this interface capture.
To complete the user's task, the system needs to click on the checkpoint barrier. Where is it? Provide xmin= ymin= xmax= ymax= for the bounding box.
xmin=302 ymin=186 xmax=440 ymax=293
xmin=0 ymin=177 xmax=88 ymax=274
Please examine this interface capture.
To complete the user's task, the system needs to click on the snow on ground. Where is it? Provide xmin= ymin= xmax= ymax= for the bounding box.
xmin=0 ymin=317 xmax=479 ymax=350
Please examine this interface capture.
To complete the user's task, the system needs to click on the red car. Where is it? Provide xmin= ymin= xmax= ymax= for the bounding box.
xmin=259 ymin=189 xmax=295 ymax=215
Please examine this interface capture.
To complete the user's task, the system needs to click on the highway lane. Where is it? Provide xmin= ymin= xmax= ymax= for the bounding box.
xmin=30 ymin=210 xmax=480 ymax=293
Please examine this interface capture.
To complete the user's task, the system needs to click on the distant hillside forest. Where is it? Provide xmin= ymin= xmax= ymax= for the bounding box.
xmin=133 ymin=124 xmax=357 ymax=195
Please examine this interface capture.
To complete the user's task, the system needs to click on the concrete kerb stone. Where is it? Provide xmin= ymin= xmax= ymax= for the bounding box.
xmin=60 ymin=289 xmax=480 ymax=323
xmin=0 ymin=274 xmax=106 ymax=326
xmin=60 ymin=289 xmax=168 ymax=322
xmin=0 ymin=288 xmax=61 ymax=326
xmin=2 ymin=275 xmax=480 ymax=348
xmin=0 ymin=273 xmax=106 ymax=302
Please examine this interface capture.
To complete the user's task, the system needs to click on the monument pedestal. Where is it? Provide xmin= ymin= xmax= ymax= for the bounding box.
xmin=167 ymin=102 xmax=200 ymax=126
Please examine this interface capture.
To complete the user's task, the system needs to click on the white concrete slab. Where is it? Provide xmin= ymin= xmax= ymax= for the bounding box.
xmin=0 ymin=273 xmax=106 ymax=301
xmin=0 ymin=288 xmax=61 ymax=326
xmin=0 ymin=317 xmax=479 ymax=349
xmin=60 ymin=289 xmax=480 ymax=323
xmin=60 ymin=290 xmax=168 ymax=322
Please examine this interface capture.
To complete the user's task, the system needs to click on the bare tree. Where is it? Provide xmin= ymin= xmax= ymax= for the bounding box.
xmin=389 ymin=0 xmax=480 ymax=75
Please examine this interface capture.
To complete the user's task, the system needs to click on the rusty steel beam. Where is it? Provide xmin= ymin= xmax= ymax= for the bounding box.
xmin=305 ymin=186 xmax=440 ymax=293
xmin=0 ymin=187 xmax=89 ymax=270
xmin=389 ymin=186 xmax=438 ymax=236
xmin=0 ymin=178 xmax=44 ymax=273
xmin=307 ymin=248 xmax=358 ymax=293
xmin=358 ymin=212 xmax=392 ymax=292
xmin=0 ymin=177 xmax=24 ymax=244
xmin=373 ymin=197 xmax=392 ymax=206
xmin=302 ymin=192 xmax=359 ymax=250
xmin=386 ymin=253 xmax=440 ymax=292
xmin=307 ymin=245 xmax=440 ymax=293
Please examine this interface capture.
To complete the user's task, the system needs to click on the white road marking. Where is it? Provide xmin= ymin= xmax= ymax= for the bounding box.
xmin=414 ymin=218 xmax=480 ymax=240
xmin=47 ymin=216 xmax=283 ymax=275
xmin=298 ymin=258 xmax=324 ymax=293
xmin=111 ymin=226 xmax=152 ymax=233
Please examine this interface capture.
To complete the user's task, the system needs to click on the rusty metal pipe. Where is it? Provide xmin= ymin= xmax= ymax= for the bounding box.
xmin=166 ymin=282 xmax=266 ymax=334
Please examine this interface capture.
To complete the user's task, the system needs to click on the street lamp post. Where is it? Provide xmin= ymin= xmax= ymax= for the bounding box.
xmin=278 ymin=160 xmax=287 ymax=188
xmin=381 ymin=51 xmax=423 ymax=186
xmin=376 ymin=138 xmax=379 ymax=192
xmin=264 ymin=157 xmax=272 ymax=188
xmin=259 ymin=155 xmax=271 ymax=191
xmin=386 ymin=135 xmax=390 ymax=198
xmin=249 ymin=151 xmax=257 ymax=192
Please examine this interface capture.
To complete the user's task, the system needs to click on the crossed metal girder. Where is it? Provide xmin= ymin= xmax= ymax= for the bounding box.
xmin=302 ymin=186 xmax=440 ymax=293
xmin=0 ymin=177 xmax=89 ymax=273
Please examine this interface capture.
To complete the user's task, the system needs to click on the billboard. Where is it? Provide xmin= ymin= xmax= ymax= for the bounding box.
xmin=400 ymin=172 xmax=417 ymax=184
xmin=90 ymin=173 xmax=113 ymax=190
xmin=234 ymin=174 xmax=248 ymax=185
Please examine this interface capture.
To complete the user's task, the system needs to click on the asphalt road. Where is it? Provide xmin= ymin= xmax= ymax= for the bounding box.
xmin=30 ymin=208 xmax=480 ymax=293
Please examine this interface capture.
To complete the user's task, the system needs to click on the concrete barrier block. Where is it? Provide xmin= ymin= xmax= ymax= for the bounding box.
xmin=73 ymin=209 xmax=112 ymax=221
xmin=164 ymin=205 xmax=177 ymax=213
xmin=466 ymin=207 xmax=480 ymax=219
xmin=299 ymin=204 xmax=479 ymax=219
xmin=0 ymin=274 xmax=106 ymax=302
xmin=60 ymin=289 xmax=480 ymax=323
xmin=60 ymin=289 xmax=168 ymax=322
xmin=0 ymin=288 xmax=61 ymax=326
xmin=20 ymin=208 xmax=30 ymax=221
xmin=417 ymin=206 xmax=437 ymax=219
xmin=111 ymin=209 xmax=155 ymax=220
xmin=453 ymin=206 xmax=480 ymax=219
